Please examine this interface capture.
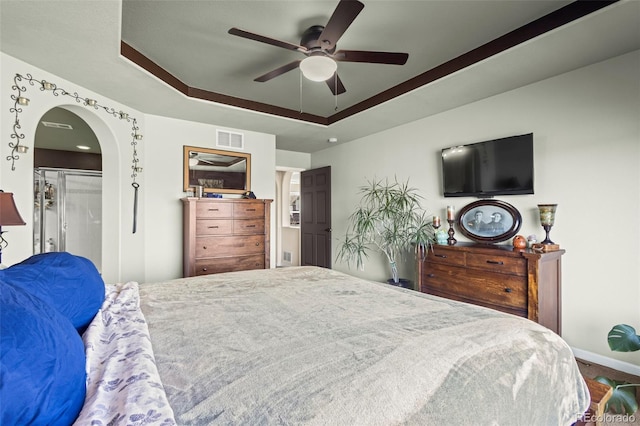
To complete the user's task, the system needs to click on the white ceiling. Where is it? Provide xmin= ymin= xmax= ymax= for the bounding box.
xmin=1 ymin=1 xmax=639 ymax=153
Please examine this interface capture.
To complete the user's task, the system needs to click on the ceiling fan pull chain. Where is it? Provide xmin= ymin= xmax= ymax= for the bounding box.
xmin=334 ymin=73 xmax=338 ymax=111
xmin=299 ymin=70 xmax=303 ymax=114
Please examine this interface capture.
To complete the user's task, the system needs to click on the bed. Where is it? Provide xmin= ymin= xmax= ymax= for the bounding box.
xmin=1 ymin=254 xmax=589 ymax=425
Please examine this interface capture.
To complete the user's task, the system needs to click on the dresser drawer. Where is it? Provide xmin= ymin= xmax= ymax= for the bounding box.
xmin=422 ymin=262 xmax=527 ymax=314
xmin=233 ymin=218 xmax=265 ymax=234
xmin=194 ymin=255 xmax=265 ymax=275
xmin=183 ymin=198 xmax=272 ymax=278
xmin=427 ymin=246 xmax=466 ymax=266
xmin=196 ymin=235 xmax=265 ymax=258
xmin=466 ymin=253 xmax=526 ymax=276
xmin=196 ymin=202 xmax=233 ymax=218
xmin=196 ymin=219 xmax=232 ymax=235
xmin=417 ymin=242 xmax=564 ymax=333
xmin=233 ymin=203 xmax=265 ymax=219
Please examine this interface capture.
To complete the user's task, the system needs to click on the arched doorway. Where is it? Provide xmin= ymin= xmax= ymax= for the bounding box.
xmin=33 ymin=107 xmax=103 ymax=270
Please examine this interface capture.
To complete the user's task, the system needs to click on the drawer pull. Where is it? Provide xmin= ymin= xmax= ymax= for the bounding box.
xmin=435 ymin=254 xmax=447 ymax=258
xmin=427 ymin=273 xmax=435 ymax=278
xmin=208 ymin=208 xmax=219 ymax=211
xmin=203 ymin=246 xmax=207 ymax=249
xmin=246 ymin=225 xmax=256 ymax=228
xmin=208 ymin=226 xmax=219 ymax=229
xmin=486 ymin=260 xmax=504 ymax=265
xmin=504 ymin=288 xmax=512 ymax=293
xmin=255 ymin=242 xmax=260 ymax=246
xmin=202 ymin=267 xmax=208 ymax=272
xmin=246 ymin=208 xmax=256 ymax=212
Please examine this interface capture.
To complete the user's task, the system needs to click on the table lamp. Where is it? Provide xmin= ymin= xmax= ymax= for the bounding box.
xmin=0 ymin=191 xmax=26 ymax=265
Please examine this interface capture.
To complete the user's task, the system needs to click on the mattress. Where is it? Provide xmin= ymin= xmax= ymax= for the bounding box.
xmin=135 ymin=266 xmax=589 ymax=425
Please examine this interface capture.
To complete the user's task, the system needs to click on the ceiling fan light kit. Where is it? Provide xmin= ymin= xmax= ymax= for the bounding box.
xmin=228 ymin=0 xmax=407 ymax=95
xmin=300 ymin=56 xmax=337 ymax=82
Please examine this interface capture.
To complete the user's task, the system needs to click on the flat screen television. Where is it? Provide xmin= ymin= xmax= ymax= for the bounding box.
xmin=442 ymin=133 xmax=534 ymax=198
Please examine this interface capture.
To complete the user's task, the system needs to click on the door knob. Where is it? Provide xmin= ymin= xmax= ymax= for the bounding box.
xmin=324 ymin=228 xmax=332 ymax=232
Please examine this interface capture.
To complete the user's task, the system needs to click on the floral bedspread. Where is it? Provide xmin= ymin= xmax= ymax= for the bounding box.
xmin=73 ymin=282 xmax=176 ymax=426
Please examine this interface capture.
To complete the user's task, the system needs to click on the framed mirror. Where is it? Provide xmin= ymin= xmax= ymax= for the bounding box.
xmin=183 ymin=145 xmax=251 ymax=195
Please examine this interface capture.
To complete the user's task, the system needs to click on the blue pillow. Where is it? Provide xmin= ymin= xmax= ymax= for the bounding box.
xmin=0 ymin=252 xmax=105 ymax=332
xmin=0 ymin=281 xmax=86 ymax=425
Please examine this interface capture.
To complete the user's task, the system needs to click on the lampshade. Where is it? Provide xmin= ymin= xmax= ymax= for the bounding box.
xmin=0 ymin=192 xmax=26 ymax=226
xmin=299 ymin=56 xmax=337 ymax=82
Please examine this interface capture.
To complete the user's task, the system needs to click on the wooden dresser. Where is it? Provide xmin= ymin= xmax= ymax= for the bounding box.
xmin=182 ymin=198 xmax=272 ymax=277
xmin=417 ymin=243 xmax=564 ymax=334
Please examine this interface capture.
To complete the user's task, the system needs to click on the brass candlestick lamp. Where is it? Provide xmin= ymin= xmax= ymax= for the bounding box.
xmin=446 ymin=206 xmax=457 ymax=245
xmin=537 ymin=204 xmax=557 ymax=245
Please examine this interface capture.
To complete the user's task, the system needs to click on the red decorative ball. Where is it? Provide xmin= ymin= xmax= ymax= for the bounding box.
xmin=513 ymin=235 xmax=527 ymax=249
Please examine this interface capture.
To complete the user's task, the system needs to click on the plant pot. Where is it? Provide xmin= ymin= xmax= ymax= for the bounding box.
xmin=387 ymin=278 xmax=412 ymax=289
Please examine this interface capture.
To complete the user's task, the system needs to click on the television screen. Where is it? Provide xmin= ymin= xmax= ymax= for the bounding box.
xmin=442 ymin=133 xmax=534 ymax=198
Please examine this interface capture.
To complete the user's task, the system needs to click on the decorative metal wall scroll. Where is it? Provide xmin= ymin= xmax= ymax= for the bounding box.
xmin=8 ymin=73 xmax=143 ymax=233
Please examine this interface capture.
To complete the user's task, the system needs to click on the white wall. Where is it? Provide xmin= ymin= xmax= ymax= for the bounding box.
xmin=142 ymin=114 xmax=276 ymax=282
xmin=312 ymin=50 xmax=640 ymax=367
xmin=1 ymin=53 xmax=277 ymax=285
xmin=276 ymin=149 xmax=311 ymax=170
xmin=1 ymin=53 xmax=142 ymax=284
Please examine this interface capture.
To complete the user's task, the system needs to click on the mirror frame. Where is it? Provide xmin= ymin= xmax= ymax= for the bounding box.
xmin=183 ymin=145 xmax=251 ymax=195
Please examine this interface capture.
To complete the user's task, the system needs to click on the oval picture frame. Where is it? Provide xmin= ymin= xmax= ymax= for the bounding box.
xmin=457 ymin=199 xmax=522 ymax=243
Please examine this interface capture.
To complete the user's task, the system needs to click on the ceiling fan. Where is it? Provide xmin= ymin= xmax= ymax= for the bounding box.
xmin=228 ymin=0 xmax=409 ymax=95
xmin=189 ymin=152 xmax=243 ymax=168
xmin=189 ymin=152 xmax=212 ymax=167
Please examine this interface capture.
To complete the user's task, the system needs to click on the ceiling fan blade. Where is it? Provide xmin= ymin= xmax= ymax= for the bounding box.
xmin=229 ymin=27 xmax=307 ymax=53
xmin=254 ymin=60 xmax=301 ymax=82
xmin=326 ymin=73 xmax=346 ymax=95
xmin=319 ymin=0 xmax=364 ymax=51
xmin=197 ymin=158 xmax=218 ymax=166
xmin=333 ymin=50 xmax=408 ymax=65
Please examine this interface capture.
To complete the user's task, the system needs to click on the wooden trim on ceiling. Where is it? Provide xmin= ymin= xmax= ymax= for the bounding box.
xmin=328 ymin=0 xmax=618 ymax=123
xmin=121 ymin=42 xmax=328 ymax=126
xmin=186 ymin=86 xmax=328 ymax=125
xmin=120 ymin=0 xmax=617 ymax=126
xmin=120 ymin=42 xmax=189 ymax=95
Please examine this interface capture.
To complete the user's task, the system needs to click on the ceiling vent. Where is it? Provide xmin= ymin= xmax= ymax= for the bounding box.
xmin=217 ymin=129 xmax=244 ymax=149
xmin=41 ymin=121 xmax=73 ymax=130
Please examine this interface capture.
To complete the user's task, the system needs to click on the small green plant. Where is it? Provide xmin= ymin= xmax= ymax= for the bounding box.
xmin=595 ymin=324 xmax=640 ymax=415
xmin=336 ymin=177 xmax=434 ymax=285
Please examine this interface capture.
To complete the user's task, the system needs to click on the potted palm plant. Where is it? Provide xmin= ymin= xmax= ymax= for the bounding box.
xmin=336 ymin=177 xmax=435 ymax=287
xmin=595 ymin=324 xmax=640 ymax=415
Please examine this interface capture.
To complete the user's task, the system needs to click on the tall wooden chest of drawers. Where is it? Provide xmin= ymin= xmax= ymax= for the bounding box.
xmin=182 ymin=198 xmax=272 ymax=277
xmin=417 ymin=243 xmax=564 ymax=334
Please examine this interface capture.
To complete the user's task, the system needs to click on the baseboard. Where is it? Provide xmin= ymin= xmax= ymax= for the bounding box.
xmin=572 ymin=347 xmax=640 ymax=377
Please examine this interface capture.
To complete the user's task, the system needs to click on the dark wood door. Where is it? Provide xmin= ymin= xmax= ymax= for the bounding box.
xmin=300 ymin=166 xmax=331 ymax=268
